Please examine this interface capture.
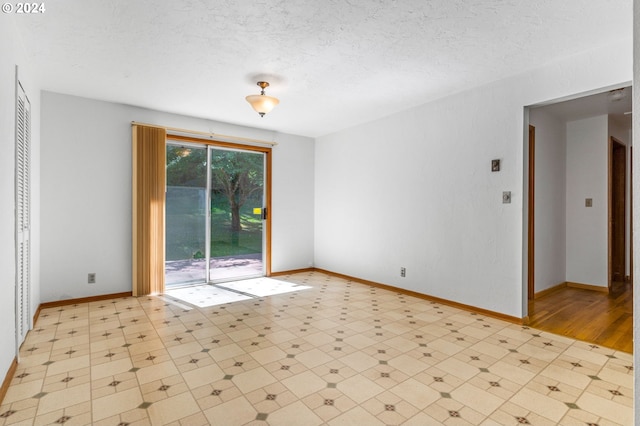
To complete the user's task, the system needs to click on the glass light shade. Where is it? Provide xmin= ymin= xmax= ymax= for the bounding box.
xmin=245 ymin=94 xmax=280 ymax=116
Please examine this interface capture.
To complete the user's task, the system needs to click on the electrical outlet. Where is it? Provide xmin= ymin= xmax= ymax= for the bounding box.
xmin=88 ymin=273 xmax=96 ymax=284
xmin=400 ymin=267 xmax=406 ymax=277
xmin=585 ymin=198 xmax=593 ymax=207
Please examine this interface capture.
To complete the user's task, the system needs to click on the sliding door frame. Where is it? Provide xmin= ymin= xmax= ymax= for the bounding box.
xmin=167 ymin=134 xmax=272 ymax=277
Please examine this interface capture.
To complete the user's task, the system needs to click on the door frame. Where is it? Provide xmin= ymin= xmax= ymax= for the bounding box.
xmin=630 ymin=146 xmax=634 ymax=286
xmin=527 ymin=125 xmax=535 ymax=300
xmin=608 ymin=136 xmax=627 ymax=291
xmin=167 ymin=134 xmax=272 ymax=279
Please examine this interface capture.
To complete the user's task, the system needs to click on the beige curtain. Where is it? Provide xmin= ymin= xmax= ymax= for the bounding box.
xmin=132 ymin=124 xmax=166 ymax=296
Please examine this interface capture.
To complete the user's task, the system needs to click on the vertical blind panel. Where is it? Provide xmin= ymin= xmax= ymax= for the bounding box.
xmin=132 ymin=125 xmax=166 ymax=296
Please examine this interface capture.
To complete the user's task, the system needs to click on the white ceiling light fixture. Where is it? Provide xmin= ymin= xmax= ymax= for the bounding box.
xmin=608 ymin=88 xmax=626 ymax=102
xmin=245 ymin=81 xmax=279 ymax=117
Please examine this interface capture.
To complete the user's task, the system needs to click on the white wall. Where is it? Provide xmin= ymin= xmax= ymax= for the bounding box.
xmin=565 ymin=116 xmax=609 ymax=287
xmin=0 ymin=18 xmax=41 ymax=382
xmin=609 ymin=115 xmax=631 ymax=145
xmin=529 ymin=108 xmax=566 ymax=292
xmin=315 ymin=40 xmax=632 ymax=318
xmin=40 ymin=92 xmax=314 ymax=302
xmin=271 ymin=132 xmax=315 ymax=271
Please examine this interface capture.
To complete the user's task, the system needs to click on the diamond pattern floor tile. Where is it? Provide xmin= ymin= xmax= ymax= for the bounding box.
xmin=0 ymin=271 xmax=633 ymax=425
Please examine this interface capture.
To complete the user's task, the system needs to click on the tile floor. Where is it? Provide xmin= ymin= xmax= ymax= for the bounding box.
xmin=0 ymin=271 xmax=634 ymax=425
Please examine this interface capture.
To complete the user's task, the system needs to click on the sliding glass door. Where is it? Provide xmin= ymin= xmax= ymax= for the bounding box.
xmin=165 ymin=142 xmax=266 ymax=287
xmin=209 ymin=148 xmax=265 ymax=281
xmin=165 ymin=145 xmax=208 ymax=286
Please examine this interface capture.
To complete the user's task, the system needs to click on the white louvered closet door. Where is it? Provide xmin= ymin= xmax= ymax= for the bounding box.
xmin=15 ymin=79 xmax=31 ymax=349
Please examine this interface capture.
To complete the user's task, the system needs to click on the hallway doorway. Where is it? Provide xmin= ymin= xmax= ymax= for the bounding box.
xmin=526 ymin=86 xmax=633 ymax=350
xmin=609 ymin=137 xmax=627 ymax=291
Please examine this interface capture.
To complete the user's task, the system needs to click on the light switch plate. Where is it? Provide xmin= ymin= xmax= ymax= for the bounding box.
xmin=502 ymin=191 xmax=511 ymax=204
xmin=585 ymin=198 xmax=593 ymax=207
xmin=491 ymin=159 xmax=500 ymax=172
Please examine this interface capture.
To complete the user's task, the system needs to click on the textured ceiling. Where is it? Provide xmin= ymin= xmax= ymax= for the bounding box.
xmin=13 ymin=0 xmax=633 ymax=137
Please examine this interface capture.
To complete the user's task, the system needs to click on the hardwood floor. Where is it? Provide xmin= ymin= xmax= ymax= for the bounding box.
xmin=528 ymin=282 xmax=633 ymax=353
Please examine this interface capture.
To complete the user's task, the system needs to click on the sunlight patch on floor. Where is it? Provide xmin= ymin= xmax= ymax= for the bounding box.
xmin=221 ymin=277 xmax=312 ymax=297
xmin=165 ymin=277 xmax=312 ymax=307
xmin=165 ymin=284 xmax=252 ymax=308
